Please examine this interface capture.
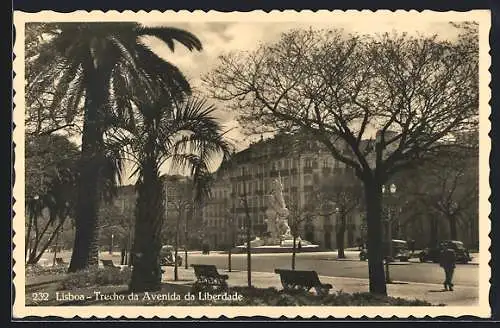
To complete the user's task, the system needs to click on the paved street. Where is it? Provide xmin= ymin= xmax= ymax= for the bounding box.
xmin=37 ymin=250 xmax=479 ymax=287
xmin=184 ymin=251 xmax=479 ymax=287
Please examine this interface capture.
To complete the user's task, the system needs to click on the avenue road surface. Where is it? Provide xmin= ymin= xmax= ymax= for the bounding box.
xmin=186 ymin=251 xmax=479 ymax=287
xmin=40 ymin=250 xmax=479 ymax=287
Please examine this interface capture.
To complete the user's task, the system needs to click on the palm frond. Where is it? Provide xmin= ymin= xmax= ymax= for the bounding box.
xmin=135 ymin=43 xmax=192 ymax=98
xmin=137 ymin=26 xmax=203 ymax=52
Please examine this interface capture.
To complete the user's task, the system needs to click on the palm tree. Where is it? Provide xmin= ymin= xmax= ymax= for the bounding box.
xmin=28 ymin=23 xmax=202 ymax=271
xmin=115 ymin=94 xmax=231 ymax=292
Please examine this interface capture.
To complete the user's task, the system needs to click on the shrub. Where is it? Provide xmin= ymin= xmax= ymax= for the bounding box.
xmin=175 ymin=287 xmax=432 ymax=306
xmin=59 ymin=267 xmax=131 ymax=290
xmin=26 ymin=264 xmax=68 ymax=276
xmin=194 ymin=287 xmax=432 ymax=306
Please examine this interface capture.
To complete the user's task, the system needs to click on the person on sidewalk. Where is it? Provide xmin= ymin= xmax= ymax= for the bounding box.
xmin=439 ymin=247 xmax=456 ymax=291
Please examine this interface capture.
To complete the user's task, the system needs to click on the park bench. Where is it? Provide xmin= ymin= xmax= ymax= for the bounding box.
xmin=274 ymin=269 xmax=333 ymax=296
xmin=191 ymin=264 xmax=229 ymax=291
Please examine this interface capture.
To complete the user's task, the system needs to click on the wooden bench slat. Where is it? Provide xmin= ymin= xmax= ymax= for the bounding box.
xmin=274 ymin=269 xmax=333 ymax=296
xmin=191 ymin=264 xmax=228 ymax=291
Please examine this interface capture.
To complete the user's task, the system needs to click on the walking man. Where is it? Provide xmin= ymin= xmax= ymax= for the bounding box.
xmin=440 ymin=247 xmax=457 ymax=291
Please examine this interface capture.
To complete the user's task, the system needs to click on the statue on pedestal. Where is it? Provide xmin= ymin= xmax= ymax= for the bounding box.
xmin=264 ymin=175 xmax=291 ymax=245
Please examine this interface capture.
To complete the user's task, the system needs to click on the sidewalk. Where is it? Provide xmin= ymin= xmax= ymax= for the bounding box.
xmin=163 ymin=267 xmax=478 ymax=306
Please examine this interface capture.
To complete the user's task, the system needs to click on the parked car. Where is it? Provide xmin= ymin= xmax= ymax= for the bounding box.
xmin=359 ymin=239 xmax=410 ymax=262
xmin=419 ymin=240 xmax=472 ymax=264
xmin=159 ymin=245 xmax=183 ymax=266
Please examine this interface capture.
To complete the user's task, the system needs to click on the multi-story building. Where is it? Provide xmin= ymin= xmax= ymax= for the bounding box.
xmin=203 ymin=133 xmax=366 ymax=250
xmin=104 ymin=174 xmax=203 ymax=249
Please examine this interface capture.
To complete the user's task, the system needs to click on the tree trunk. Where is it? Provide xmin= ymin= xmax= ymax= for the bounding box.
xmin=68 ymin=66 xmax=111 ymax=272
xmin=448 ymin=214 xmax=458 ymax=240
xmin=174 ymin=210 xmax=181 ymax=282
xmin=52 ymin=227 xmax=60 ymax=266
xmin=363 ymin=179 xmax=387 ymax=295
xmin=28 ymin=218 xmax=66 ymax=265
xmin=228 ymin=244 xmax=232 ymax=272
xmin=27 ymin=212 xmax=56 ymax=264
xmin=336 ymin=226 xmax=346 ymax=259
xmin=292 ymin=235 xmax=297 ymax=270
xmin=184 ymin=207 xmax=191 ymax=270
xmin=337 ymin=212 xmax=346 ymax=259
xmin=429 ymin=216 xmax=438 ymax=247
xmin=129 ymin=162 xmax=165 ymax=292
xmin=25 ymin=212 xmax=34 ymax=259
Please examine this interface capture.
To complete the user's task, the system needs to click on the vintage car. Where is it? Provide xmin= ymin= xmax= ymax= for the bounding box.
xmin=359 ymin=239 xmax=410 ymax=262
xmin=419 ymin=240 xmax=472 ymax=264
xmin=159 ymin=245 xmax=183 ymax=266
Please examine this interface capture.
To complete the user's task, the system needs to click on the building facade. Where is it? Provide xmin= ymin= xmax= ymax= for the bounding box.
xmin=203 ymin=133 xmax=365 ymax=250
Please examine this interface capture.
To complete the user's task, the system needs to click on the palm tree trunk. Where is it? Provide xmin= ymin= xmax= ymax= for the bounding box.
xmin=129 ymin=163 xmax=165 ymax=292
xmin=68 ymin=66 xmax=111 ymax=272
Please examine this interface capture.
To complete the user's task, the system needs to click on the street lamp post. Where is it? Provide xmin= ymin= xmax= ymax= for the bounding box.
xmin=226 ymin=196 xmax=236 ymax=272
xmin=240 ymin=166 xmax=252 ymax=288
xmin=382 ymin=183 xmax=397 ymax=284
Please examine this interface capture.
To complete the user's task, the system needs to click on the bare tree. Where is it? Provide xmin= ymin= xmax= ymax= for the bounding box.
xmin=316 ymin=173 xmax=363 ymax=258
xmin=288 ymin=202 xmax=315 ymax=270
xmin=396 ymin=135 xmax=479 ymax=242
xmin=204 ymin=26 xmax=478 ymax=294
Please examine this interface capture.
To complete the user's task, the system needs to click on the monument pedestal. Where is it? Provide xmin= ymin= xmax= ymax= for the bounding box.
xmin=232 ymin=235 xmax=320 ymax=254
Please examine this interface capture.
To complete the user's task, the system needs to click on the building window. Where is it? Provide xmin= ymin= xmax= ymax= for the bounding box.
xmin=323 ymin=158 xmax=329 ymax=168
xmin=304 ymin=174 xmax=313 ymax=185
xmin=304 ymin=158 xmax=312 ymax=168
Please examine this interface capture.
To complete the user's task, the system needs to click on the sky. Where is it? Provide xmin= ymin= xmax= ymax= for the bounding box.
xmin=111 ymin=19 xmax=463 ymax=185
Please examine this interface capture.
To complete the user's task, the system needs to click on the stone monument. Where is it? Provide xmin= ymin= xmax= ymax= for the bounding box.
xmin=264 ymin=175 xmax=292 ymax=245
